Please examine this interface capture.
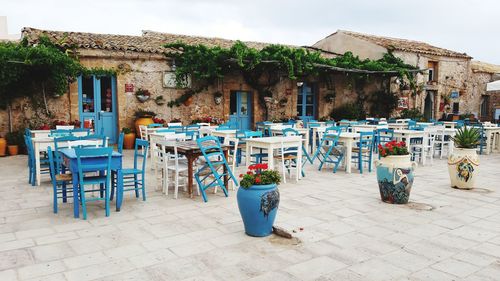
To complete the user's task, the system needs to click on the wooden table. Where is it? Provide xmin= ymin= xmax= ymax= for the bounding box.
xmin=162 ymin=140 xmax=229 ymax=198
xmin=244 ymin=136 xmax=303 ymax=178
xmin=59 ymin=148 xmax=122 ymax=218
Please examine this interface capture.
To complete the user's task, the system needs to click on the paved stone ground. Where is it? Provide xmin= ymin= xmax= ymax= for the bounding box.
xmin=1 ymin=151 xmax=500 ymax=281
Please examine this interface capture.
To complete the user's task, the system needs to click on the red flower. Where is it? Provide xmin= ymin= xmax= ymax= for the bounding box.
xmin=239 ymin=174 xmax=244 ymax=178
xmin=246 ymin=171 xmax=253 ymax=175
xmin=255 ymin=176 xmax=261 ymax=184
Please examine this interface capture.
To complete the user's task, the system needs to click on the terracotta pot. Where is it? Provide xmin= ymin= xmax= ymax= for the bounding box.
xmin=123 ymin=133 xmax=136 ymax=150
xmin=0 ymin=137 xmax=6 ymax=156
xmin=8 ymin=145 xmax=18 ymax=156
xmin=134 ymin=117 xmax=154 ymax=135
xmin=183 ymin=96 xmax=193 ymax=106
xmin=448 ymin=148 xmax=479 ymax=189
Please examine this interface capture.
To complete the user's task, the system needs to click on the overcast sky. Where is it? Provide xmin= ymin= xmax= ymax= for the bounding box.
xmin=3 ymin=0 xmax=499 ymax=64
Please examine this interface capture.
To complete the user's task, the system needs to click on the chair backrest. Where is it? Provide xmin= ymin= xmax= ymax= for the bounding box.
xmin=244 ymin=131 xmax=263 ymax=138
xmin=155 ymin=129 xmax=176 ymax=134
xmin=216 ymin=125 xmax=232 ymax=131
xmin=138 ymin=125 xmax=148 ymax=140
xmin=47 ymin=146 xmax=58 ymax=187
xmin=282 ymin=128 xmax=300 ymax=136
xmin=223 ymin=137 xmax=239 ymax=167
xmin=53 ymin=135 xmax=79 ymax=173
xmin=185 ymin=124 xmax=201 ymax=131
xmin=357 ymin=131 xmax=374 ymax=149
xmin=325 ymin=126 xmax=343 ymax=136
xmin=79 ymin=134 xmax=107 ymax=147
xmin=56 ymin=125 xmax=74 ymax=130
xmin=184 ymin=130 xmax=199 ymax=140
xmin=168 ymin=125 xmax=184 ymax=133
xmin=24 ymin=135 xmax=34 ymax=166
xmin=376 ymin=128 xmax=394 ymax=144
xmin=321 ymin=127 xmax=341 ymax=145
xmin=197 ymin=136 xmax=225 ymax=164
xmin=75 ymin=147 xmax=113 ymax=177
xmin=67 ymin=140 xmax=101 ymax=149
xmin=167 ymin=122 xmax=182 ymax=127
xmin=408 ymin=120 xmax=417 ymax=130
xmin=50 ymin=129 xmax=73 ymax=137
xmin=71 ymin=128 xmax=91 ymax=136
xmin=148 ymin=123 xmax=163 ymax=128
xmin=197 ymin=123 xmax=211 ymax=127
xmin=225 ymin=120 xmax=239 ymax=129
xmin=134 ymin=139 xmax=149 ymax=171
xmin=326 ymin=120 xmax=336 ymax=126
xmin=117 ymin=132 xmax=124 ymax=153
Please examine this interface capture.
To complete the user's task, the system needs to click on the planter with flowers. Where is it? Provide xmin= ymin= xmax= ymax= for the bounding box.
xmin=237 ymin=163 xmax=281 ymax=237
xmin=448 ymin=126 xmax=480 ymax=189
xmin=121 ymin=127 xmax=136 ymax=150
xmin=135 ymin=88 xmax=151 ymax=103
xmin=376 ymin=140 xmax=417 ymax=204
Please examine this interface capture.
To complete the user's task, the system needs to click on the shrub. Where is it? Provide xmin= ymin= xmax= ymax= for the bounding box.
xmin=330 ymin=102 xmax=366 ymax=120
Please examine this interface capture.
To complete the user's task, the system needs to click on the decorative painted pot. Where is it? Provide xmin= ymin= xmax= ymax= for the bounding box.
xmin=375 ymin=155 xmax=417 ymax=204
xmin=447 ymin=148 xmax=479 ymax=189
xmin=134 ymin=117 xmax=154 ymax=134
xmin=183 ymin=96 xmax=193 ymax=106
xmin=8 ymin=145 xmax=18 ymax=156
xmin=237 ymin=184 xmax=280 ymax=237
xmin=123 ymin=133 xmax=136 ymax=150
xmin=0 ymin=137 xmax=6 ymax=156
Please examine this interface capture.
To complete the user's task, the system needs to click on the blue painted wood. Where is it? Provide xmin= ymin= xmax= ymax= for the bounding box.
xmin=77 ymin=76 xmax=117 ymax=144
xmin=229 ymin=92 xmax=251 ymax=131
xmin=352 ymin=131 xmax=374 ymax=173
xmin=59 ymin=148 xmax=122 ymax=218
xmin=298 ymin=83 xmax=316 ymax=122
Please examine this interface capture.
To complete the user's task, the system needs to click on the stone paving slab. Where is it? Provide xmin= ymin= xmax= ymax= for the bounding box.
xmin=0 ymin=152 xmax=499 ymax=280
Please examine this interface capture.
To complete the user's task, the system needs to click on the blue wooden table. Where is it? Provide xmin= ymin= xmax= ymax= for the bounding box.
xmin=60 ymin=148 xmax=123 ymax=218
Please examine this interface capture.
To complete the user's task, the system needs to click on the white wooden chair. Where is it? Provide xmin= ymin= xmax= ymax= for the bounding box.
xmin=222 ymin=136 xmax=239 ymax=191
xmin=274 ymin=139 xmax=300 ymax=183
xmin=411 ymin=127 xmax=437 ymax=165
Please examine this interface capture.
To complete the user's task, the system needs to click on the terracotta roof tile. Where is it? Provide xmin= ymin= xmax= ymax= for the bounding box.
xmin=471 ymin=61 xmax=500 ymax=74
xmin=337 ymin=30 xmax=471 ymax=59
xmin=21 ymin=27 xmax=178 ymax=54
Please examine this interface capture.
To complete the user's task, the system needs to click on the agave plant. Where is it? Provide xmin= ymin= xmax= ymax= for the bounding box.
xmin=451 ymin=126 xmax=480 ymax=148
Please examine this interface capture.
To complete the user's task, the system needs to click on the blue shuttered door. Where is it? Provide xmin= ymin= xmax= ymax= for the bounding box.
xmin=229 ymin=91 xmax=252 ymax=130
xmin=297 ymin=83 xmax=316 ymax=122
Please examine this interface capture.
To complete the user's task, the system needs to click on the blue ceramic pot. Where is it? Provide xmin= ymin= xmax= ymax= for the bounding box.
xmin=375 ymin=155 xmax=417 ymax=204
xmin=237 ymin=184 xmax=280 ymax=237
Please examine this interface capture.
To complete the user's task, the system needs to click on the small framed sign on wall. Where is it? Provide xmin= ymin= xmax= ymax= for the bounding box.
xmin=163 ymin=72 xmax=191 ymax=88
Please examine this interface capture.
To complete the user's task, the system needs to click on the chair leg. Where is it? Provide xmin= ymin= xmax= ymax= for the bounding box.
xmin=134 ymin=174 xmax=139 ymax=198
xmin=110 ymin=172 xmax=115 ymax=201
xmin=105 ymin=183 xmax=110 ymax=217
xmin=174 ymin=171 xmax=179 ymax=199
xmin=141 ymin=173 xmax=146 ymax=201
xmin=53 ymin=187 xmax=58 ymax=214
xmin=80 ymin=185 xmax=87 ymax=220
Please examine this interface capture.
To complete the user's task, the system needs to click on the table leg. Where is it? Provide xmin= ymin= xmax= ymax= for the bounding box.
xmin=35 ymin=142 xmax=41 ymax=186
xmin=485 ymin=131 xmax=492 ymax=155
xmin=116 ymin=170 xmax=123 ymax=211
xmin=297 ymin=141 xmax=303 ymax=180
xmin=304 ymin=130 xmax=309 ymax=154
xmin=312 ymin=129 xmax=317 ymax=155
xmin=187 ymin=155 xmax=194 ymax=198
xmin=223 ymin=150 xmax=229 ymax=188
xmin=245 ymin=142 xmax=251 ymax=167
xmin=72 ymin=172 xmax=79 ymax=218
xmin=345 ymin=140 xmax=353 ymax=174
xmin=268 ymin=144 xmax=275 ymax=171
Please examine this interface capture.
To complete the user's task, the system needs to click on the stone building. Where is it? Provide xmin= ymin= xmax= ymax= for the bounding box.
xmin=0 ymin=27 xmax=404 ymax=140
xmin=470 ymin=61 xmax=500 ymax=122
xmin=313 ymin=30 xmax=491 ymax=120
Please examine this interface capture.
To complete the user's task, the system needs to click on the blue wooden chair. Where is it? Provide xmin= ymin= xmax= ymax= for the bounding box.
xmin=313 ymin=127 xmax=344 ymax=173
xmin=244 ymin=131 xmax=267 ymax=164
xmin=47 ymin=146 xmax=73 ymax=214
xmin=50 ymin=129 xmax=74 ymax=138
xmin=74 ymin=146 xmax=113 ymax=220
xmin=54 ymin=136 xmax=79 ymax=174
xmin=24 ymin=135 xmax=50 ymax=186
xmin=71 ymin=128 xmax=91 ymax=136
xmin=117 ymin=132 xmax=124 ymax=154
xmin=352 ymin=131 xmax=374 ymax=173
xmin=215 ymin=125 xmax=232 ymax=131
xmin=194 ymin=136 xmax=237 ymax=202
xmin=111 ymin=139 xmax=149 ymax=202
xmin=326 ymin=120 xmax=336 ymax=126
xmin=168 ymin=125 xmax=184 ymax=133
xmin=156 ymin=129 xmax=176 ymax=133
xmin=408 ymin=120 xmax=417 ymax=130
xmin=148 ymin=123 xmax=164 ymax=128
xmin=375 ymin=128 xmax=394 ymax=155
xmin=471 ymin=124 xmax=487 ymax=155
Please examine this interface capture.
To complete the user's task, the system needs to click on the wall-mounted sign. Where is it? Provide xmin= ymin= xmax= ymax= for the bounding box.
xmin=398 ymin=97 xmax=409 ymax=109
xmin=450 ymin=91 xmax=459 ymax=99
xmin=163 ymin=72 xmax=191 ymax=88
xmin=125 ymin=83 xmax=134 ymax=92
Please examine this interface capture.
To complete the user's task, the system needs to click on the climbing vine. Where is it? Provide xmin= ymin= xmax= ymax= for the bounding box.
xmin=164 ymin=41 xmax=420 ymax=107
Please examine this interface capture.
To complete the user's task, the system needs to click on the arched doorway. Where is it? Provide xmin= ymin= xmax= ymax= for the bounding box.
xmin=424 ymin=91 xmax=434 ymax=120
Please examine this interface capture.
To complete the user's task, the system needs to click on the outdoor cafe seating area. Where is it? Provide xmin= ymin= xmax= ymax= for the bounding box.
xmin=25 ymin=118 xmax=500 ymax=220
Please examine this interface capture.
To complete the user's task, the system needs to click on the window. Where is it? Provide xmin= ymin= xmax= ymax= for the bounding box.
xmin=480 ymin=95 xmax=490 ymax=118
xmin=452 ymin=102 xmax=460 ymax=114
xmin=427 ymin=61 xmax=438 ymax=83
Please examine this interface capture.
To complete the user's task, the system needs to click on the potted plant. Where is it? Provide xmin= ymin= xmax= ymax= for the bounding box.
xmin=237 ymin=163 xmax=281 ymax=237
xmin=121 ymin=127 xmax=135 ymax=149
xmin=213 ymin=91 xmax=223 ymax=105
xmin=0 ymin=134 xmax=6 ymax=156
xmin=376 ymin=140 xmax=417 ymax=204
xmin=134 ymin=109 xmax=156 ymax=133
xmin=448 ymin=126 xmax=480 ymax=189
xmin=5 ymin=131 xmax=21 ymax=156
xmin=154 ymin=95 xmax=166 ymax=106
xmin=135 ymin=88 xmax=151 ymax=103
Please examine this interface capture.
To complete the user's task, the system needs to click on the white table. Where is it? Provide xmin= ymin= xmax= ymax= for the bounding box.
xmin=270 ymin=127 xmax=309 ymax=151
xmin=388 ymin=123 xmax=408 ymax=131
xmin=337 ymin=132 xmax=365 ymax=174
xmin=443 ymin=122 xmax=456 ymax=130
xmin=198 ymin=126 xmax=219 ymax=136
xmin=244 ymin=136 xmax=303 ymax=179
xmin=210 ymin=130 xmax=237 ymax=139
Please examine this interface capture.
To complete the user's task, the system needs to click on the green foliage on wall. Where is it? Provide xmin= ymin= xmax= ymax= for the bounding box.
xmin=164 ymin=41 xmax=420 ymax=107
xmin=330 ymin=102 xmax=366 ymax=120
xmin=368 ymin=90 xmax=399 ymax=118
